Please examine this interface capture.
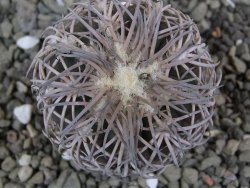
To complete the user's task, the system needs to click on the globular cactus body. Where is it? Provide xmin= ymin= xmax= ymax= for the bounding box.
xmin=30 ymin=0 xmax=221 ymax=178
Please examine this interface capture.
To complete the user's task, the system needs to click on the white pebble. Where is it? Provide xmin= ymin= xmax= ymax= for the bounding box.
xmin=18 ymin=154 xmax=31 ymax=166
xmin=62 ymin=149 xmax=72 ymax=161
xmin=16 ymin=36 xmax=39 ymax=50
xmin=13 ymin=104 xmax=33 ymax=124
xmin=146 ymin=177 xmax=158 ymax=188
xmin=57 ymin=0 xmax=64 ymax=6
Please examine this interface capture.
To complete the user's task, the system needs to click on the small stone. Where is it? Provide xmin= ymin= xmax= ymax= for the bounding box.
xmin=28 ymin=171 xmax=44 ymax=184
xmin=8 ymin=167 xmax=19 ymax=181
xmin=16 ymin=36 xmax=39 ymax=50
xmin=63 ymin=172 xmax=80 ymax=188
xmin=0 ymin=19 xmax=12 ymax=38
xmin=27 ymin=124 xmax=38 ymax=138
xmin=1 ymin=157 xmax=16 ymax=172
xmin=18 ymin=154 xmax=31 ymax=166
xmin=239 ymin=139 xmax=250 ymax=151
xmin=183 ymin=168 xmax=198 ymax=185
xmin=13 ymin=104 xmax=32 ymax=124
xmin=163 ymin=165 xmax=181 ymax=182
xmin=86 ymin=178 xmax=96 ymax=187
xmin=16 ymin=82 xmax=28 ymax=93
xmin=200 ymin=156 xmax=222 ymax=170
xmin=216 ymin=139 xmax=226 ymax=154
xmin=239 ymin=151 xmax=250 ymax=162
xmin=0 ymin=0 xmax=10 ymax=9
xmin=202 ymin=174 xmax=214 ymax=186
xmin=98 ymin=181 xmax=110 ymax=188
xmin=18 ymin=166 xmax=33 ymax=182
xmin=224 ymin=139 xmax=240 ymax=155
xmin=108 ymin=177 xmax=120 ymax=187
xmin=0 ymin=146 xmax=9 ymax=159
xmin=232 ymin=56 xmax=247 ymax=73
xmin=246 ymin=69 xmax=250 ymax=80
xmin=6 ymin=130 xmax=18 ymax=143
xmin=240 ymin=167 xmax=250 ymax=178
xmin=238 ymin=0 xmax=250 ymax=5
xmin=4 ymin=183 xmax=23 ymax=188
xmin=191 ymin=3 xmax=208 ymax=22
xmin=146 ymin=178 xmax=158 ymax=188
xmin=0 ymin=119 xmax=11 ymax=128
xmin=209 ymin=0 xmax=220 ymax=9
xmin=41 ymin=156 xmax=53 ymax=167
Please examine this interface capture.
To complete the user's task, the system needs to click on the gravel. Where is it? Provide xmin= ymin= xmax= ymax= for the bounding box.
xmin=200 ymin=156 xmax=222 ymax=170
xmin=18 ymin=166 xmax=33 ymax=182
xmin=163 ymin=165 xmax=181 ymax=182
xmin=182 ymin=168 xmax=198 ymax=185
xmin=1 ymin=157 xmax=16 ymax=172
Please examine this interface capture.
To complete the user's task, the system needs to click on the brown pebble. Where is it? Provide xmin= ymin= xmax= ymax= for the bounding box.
xmin=202 ymin=174 xmax=214 ymax=186
xmin=7 ymin=130 xmax=18 ymax=143
xmin=212 ymin=27 xmax=222 ymax=38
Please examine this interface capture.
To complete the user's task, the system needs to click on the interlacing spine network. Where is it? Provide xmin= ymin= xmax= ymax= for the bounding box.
xmin=29 ymin=0 xmax=221 ymax=178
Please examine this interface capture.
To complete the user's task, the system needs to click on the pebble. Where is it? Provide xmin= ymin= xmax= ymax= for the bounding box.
xmin=108 ymin=177 xmax=120 ymax=187
xmin=183 ymin=168 xmax=198 ymax=184
xmin=0 ymin=19 xmax=12 ymax=38
xmin=146 ymin=178 xmax=158 ymax=188
xmin=0 ymin=119 xmax=11 ymax=128
xmin=239 ymin=138 xmax=250 ymax=151
xmin=240 ymin=167 xmax=250 ymax=178
xmin=63 ymin=172 xmax=80 ymax=188
xmin=16 ymin=36 xmax=39 ymax=50
xmin=18 ymin=166 xmax=33 ymax=182
xmin=86 ymin=177 xmax=96 ymax=188
xmin=191 ymin=2 xmax=208 ymax=22
xmin=1 ymin=157 xmax=16 ymax=172
xmin=224 ymin=139 xmax=240 ymax=155
xmin=98 ymin=181 xmax=110 ymax=188
xmin=13 ymin=104 xmax=33 ymax=124
xmin=200 ymin=156 xmax=222 ymax=170
xmin=163 ymin=165 xmax=181 ymax=182
xmin=0 ymin=146 xmax=9 ymax=159
xmin=16 ymin=81 xmax=28 ymax=93
xmin=18 ymin=154 xmax=32 ymax=166
xmin=232 ymin=56 xmax=247 ymax=73
xmin=239 ymin=151 xmax=250 ymax=162
xmin=27 ymin=124 xmax=38 ymax=138
xmin=7 ymin=130 xmax=18 ymax=143
xmin=246 ymin=69 xmax=250 ymax=80
xmin=238 ymin=0 xmax=250 ymax=5
xmin=28 ymin=171 xmax=44 ymax=184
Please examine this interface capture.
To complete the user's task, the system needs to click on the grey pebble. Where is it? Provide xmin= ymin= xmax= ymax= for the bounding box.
xmin=240 ymin=167 xmax=250 ymax=178
xmin=200 ymin=156 xmax=221 ymax=170
xmin=99 ymin=181 xmax=110 ymax=188
xmin=163 ymin=165 xmax=181 ymax=182
xmin=232 ymin=56 xmax=247 ymax=74
xmin=239 ymin=138 xmax=250 ymax=151
xmin=4 ymin=183 xmax=24 ymax=188
xmin=239 ymin=151 xmax=250 ymax=162
xmin=86 ymin=177 xmax=96 ymax=188
xmin=62 ymin=172 xmax=80 ymax=188
xmin=28 ymin=171 xmax=44 ymax=184
xmin=238 ymin=0 xmax=250 ymax=5
xmin=191 ymin=2 xmax=208 ymax=22
xmin=1 ymin=157 xmax=16 ymax=172
xmin=168 ymin=181 xmax=180 ymax=188
xmin=108 ymin=177 xmax=120 ymax=187
xmin=18 ymin=166 xmax=33 ymax=182
xmin=224 ymin=139 xmax=240 ymax=155
xmin=0 ymin=19 xmax=12 ymax=38
xmin=183 ymin=168 xmax=198 ymax=185
xmin=0 ymin=146 xmax=9 ymax=159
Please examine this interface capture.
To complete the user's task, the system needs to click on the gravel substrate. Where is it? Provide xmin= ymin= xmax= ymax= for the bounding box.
xmin=0 ymin=0 xmax=250 ymax=188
